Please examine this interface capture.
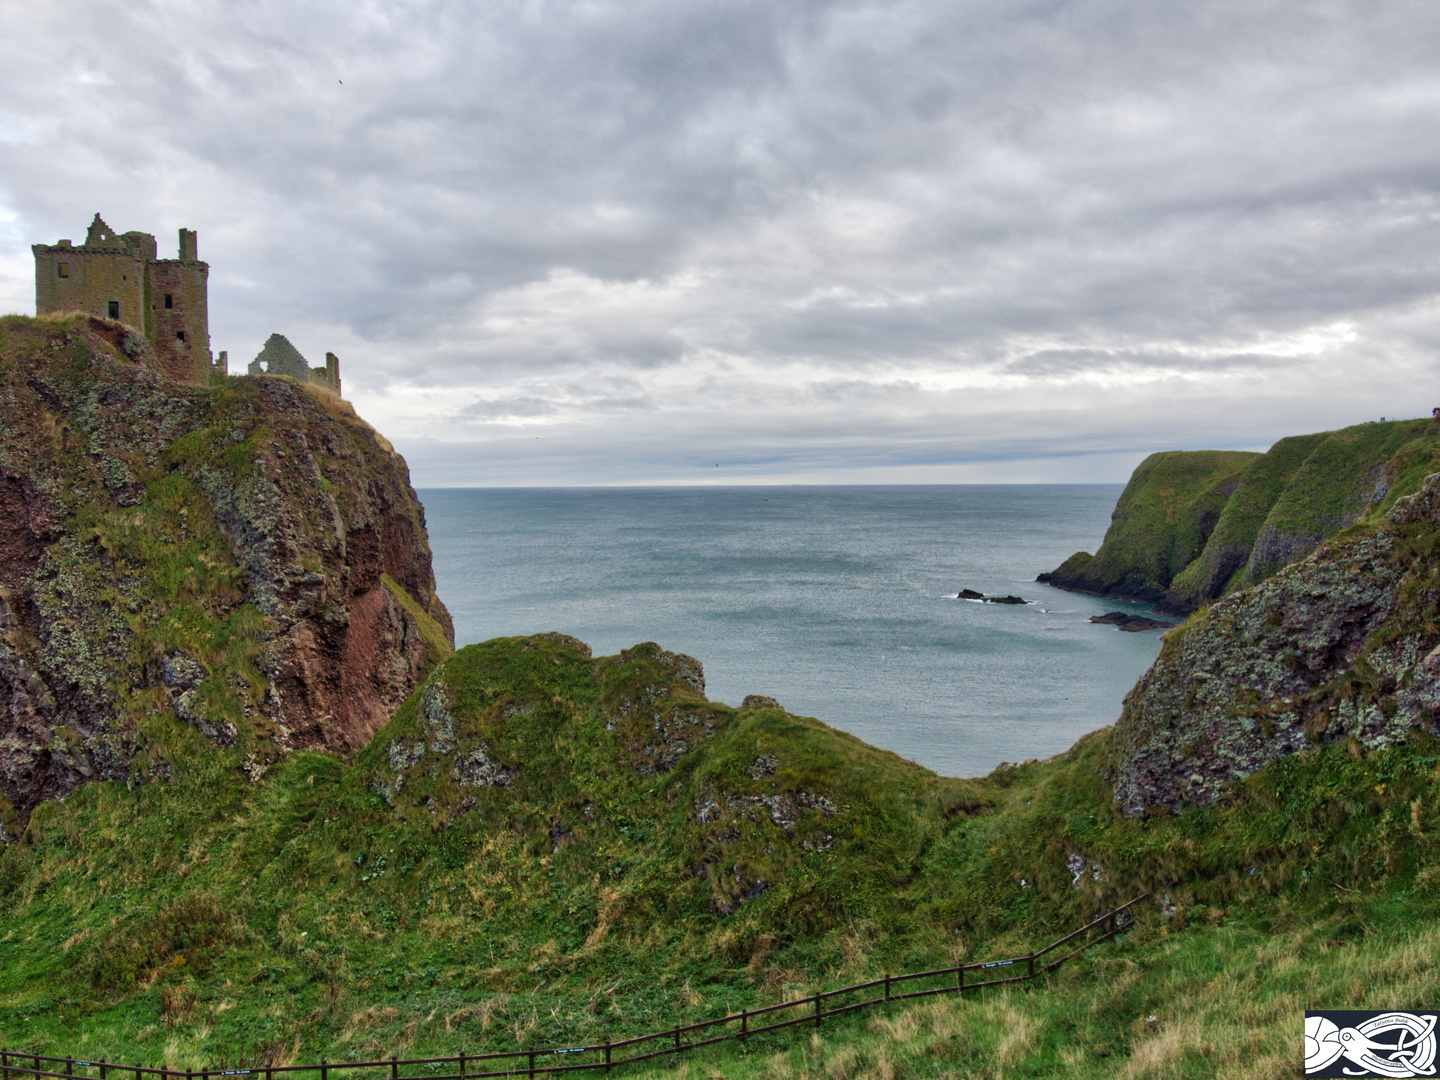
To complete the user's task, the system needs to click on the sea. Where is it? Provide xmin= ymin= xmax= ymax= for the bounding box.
xmin=418 ymin=485 xmax=1166 ymax=779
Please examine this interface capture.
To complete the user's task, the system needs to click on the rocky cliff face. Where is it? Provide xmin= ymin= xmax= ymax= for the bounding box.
xmin=0 ymin=314 xmax=452 ymax=835
xmin=1111 ymin=472 xmax=1440 ymax=816
xmin=1040 ymin=417 xmax=1440 ymax=614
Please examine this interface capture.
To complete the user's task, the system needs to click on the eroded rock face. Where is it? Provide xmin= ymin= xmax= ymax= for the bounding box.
xmin=1112 ymin=473 xmax=1440 ymax=816
xmin=0 ymin=315 xmax=453 ymax=829
xmin=597 ymin=642 xmax=724 ymax=774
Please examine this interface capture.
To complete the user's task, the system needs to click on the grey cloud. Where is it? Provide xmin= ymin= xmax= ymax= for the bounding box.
xmin=2 ymin=0 xmax=1439 ymax=482
xmin=458 ymin=396 xmax=558 ymax=420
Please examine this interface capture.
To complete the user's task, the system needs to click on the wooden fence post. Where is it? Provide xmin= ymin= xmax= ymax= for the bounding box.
xmin=604 ymin=1041 xmax=611 ymax=1072
xmin=527 ymin=1051 xmax=535 ymax=1079
xmin=1027 ymin=953 xmax=1034 ymax=979
xmin=320 ymin=1059 xmax=326 ymax=1080
xmin=458 ymin=1054 xmax=465 ymax=1080
xmin=740 ymin=1009 xmax=747 ymax=1040
xmin=389 ymin=1058 xmax=397 ymax=1080
xmin=814 ymin=997 xmax=822 ymax=1028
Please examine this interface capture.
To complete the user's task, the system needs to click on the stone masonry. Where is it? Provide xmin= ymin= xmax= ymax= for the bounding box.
xmin=33 ymin=214 xmax=211 ymax=385
xmin=248 ymin=333 xmax=342 ymax=396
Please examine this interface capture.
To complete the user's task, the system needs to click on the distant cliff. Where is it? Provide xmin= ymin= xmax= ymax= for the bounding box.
xmin=0 ymin=314 xmax=452 ymax=835
xmin=1038 ymin=417 xmax=1440 ymax=613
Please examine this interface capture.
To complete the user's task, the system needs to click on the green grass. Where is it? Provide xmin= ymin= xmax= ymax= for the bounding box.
xmin=1046 ymin=415 xmax=1440 ymax=612
xmin=1043 ymin=450 xmax=1259 ymax=599
xmin=1165 ymin=433 xmax=1328 ymax=608
xmin=4 ymin=634 xmax=1440 ymax=1075
xmin=1243 ymin=418 xmax=1440 ymax=584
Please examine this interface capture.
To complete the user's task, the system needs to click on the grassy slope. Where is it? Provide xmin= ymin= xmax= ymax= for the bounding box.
xmin=1045 ymin=416 xmax=1440 ymax=614
xmin=1042 ymin=451 xmax=1259 ymax=599
xmin=1165 ymin=433 xmax=1327 ymax=609
xmin=5 ymin=634 xmax=1440 ymax=1076
xmin=1243 ymin=418 xmax=1440 ymax=584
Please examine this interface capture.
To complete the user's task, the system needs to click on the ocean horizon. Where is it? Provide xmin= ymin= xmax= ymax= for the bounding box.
xmin=419 ymin=484 xmax=1165 ymax=778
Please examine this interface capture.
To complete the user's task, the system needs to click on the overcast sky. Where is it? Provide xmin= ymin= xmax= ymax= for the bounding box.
xmin=2 ymin=0 xmax=1438 ymax=485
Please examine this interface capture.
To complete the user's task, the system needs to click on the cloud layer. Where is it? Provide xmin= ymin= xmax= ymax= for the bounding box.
xmin=3 ymin=0 xmax=1438 ymax=483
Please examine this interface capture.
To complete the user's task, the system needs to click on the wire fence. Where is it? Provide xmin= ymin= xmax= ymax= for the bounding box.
xmin=1 ymin=894 xmax=1147 ymax=1080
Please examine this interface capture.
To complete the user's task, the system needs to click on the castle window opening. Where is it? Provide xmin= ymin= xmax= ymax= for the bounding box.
xmin=164 ymin=293 xmax=173 ymax=309
xmin=57 ymin=263 xmax=68 ymax=278
xmin=176 ymin=330 xmax=185 ymax=343
xmin=107 ymin=301 xmax=119 ymax=319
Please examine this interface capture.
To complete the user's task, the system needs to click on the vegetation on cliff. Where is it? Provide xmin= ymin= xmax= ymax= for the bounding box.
xmin=1039 ymin=415 xmax=1440 ymax=613
xmin=0 ymin=313 xmax=452 ymax=833
xmin=4 ymin=627 xmax=1440 ymax=1076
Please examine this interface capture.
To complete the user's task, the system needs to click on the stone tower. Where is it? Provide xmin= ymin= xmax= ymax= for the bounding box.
xmin=33 ymin=213 xmax=211 ymax=385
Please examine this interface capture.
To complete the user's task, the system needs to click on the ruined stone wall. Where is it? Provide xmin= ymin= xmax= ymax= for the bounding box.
xmin=146 ymin=258 xmax=211 ymax=384
xmin=32 ymin=216 xmax=210 ymax=387
xmin=311 ymin=352 xmax=342 ymax=395
xmin=33 ymin=242 xmax=146 ymax=330
xmin=249 ymin=334 xmax=342 ymax=397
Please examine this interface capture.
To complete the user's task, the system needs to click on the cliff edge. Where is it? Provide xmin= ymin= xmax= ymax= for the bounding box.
xmin=1039 ymin=416 xmax=1440 ymax=613
xmin=0 ymin=314 xmax=452 ymax=834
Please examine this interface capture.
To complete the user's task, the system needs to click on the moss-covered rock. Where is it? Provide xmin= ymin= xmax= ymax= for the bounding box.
xmin=1112 ymin=471 xmax=1440 ymax=815
xmin=0 ymin=314 xmax=452 ymax=829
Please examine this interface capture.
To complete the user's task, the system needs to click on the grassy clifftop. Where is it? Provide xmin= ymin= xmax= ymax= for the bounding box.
xmin=1037 ymin=450 xmax=1259 ymax=602
xmin=1040 ymin=415 xmax=1440 ymax=612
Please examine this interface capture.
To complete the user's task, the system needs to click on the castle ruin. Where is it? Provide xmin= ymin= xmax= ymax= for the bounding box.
xmin=34 ymin=214 xmax=341 ymax=396
xmin=247 ymin=333 xmax=341 ymax=395
xmin=33 ymin=214 xmax=212 ymax=385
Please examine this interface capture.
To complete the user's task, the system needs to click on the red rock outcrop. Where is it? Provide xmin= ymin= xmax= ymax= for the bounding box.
xmin=0 ymin=314 xmax=453 ymax=835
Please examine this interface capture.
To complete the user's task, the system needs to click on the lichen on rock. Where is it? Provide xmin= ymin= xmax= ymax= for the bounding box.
xmin=597 ymin=642 xmax=728 ymax=773
xmin=1112 ymin=471 xmax=1440 ymax=816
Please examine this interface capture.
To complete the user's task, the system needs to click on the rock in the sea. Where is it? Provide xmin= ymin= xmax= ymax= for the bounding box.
xmin=957 ymin=588 xmax=1028 ymax=604
xmin=1090 ymin=611 xmax=1169 ymax=632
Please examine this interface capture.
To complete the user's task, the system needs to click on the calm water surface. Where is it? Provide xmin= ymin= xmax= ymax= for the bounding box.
xmin=418 ymin=486 xmax=1163 ymax=777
